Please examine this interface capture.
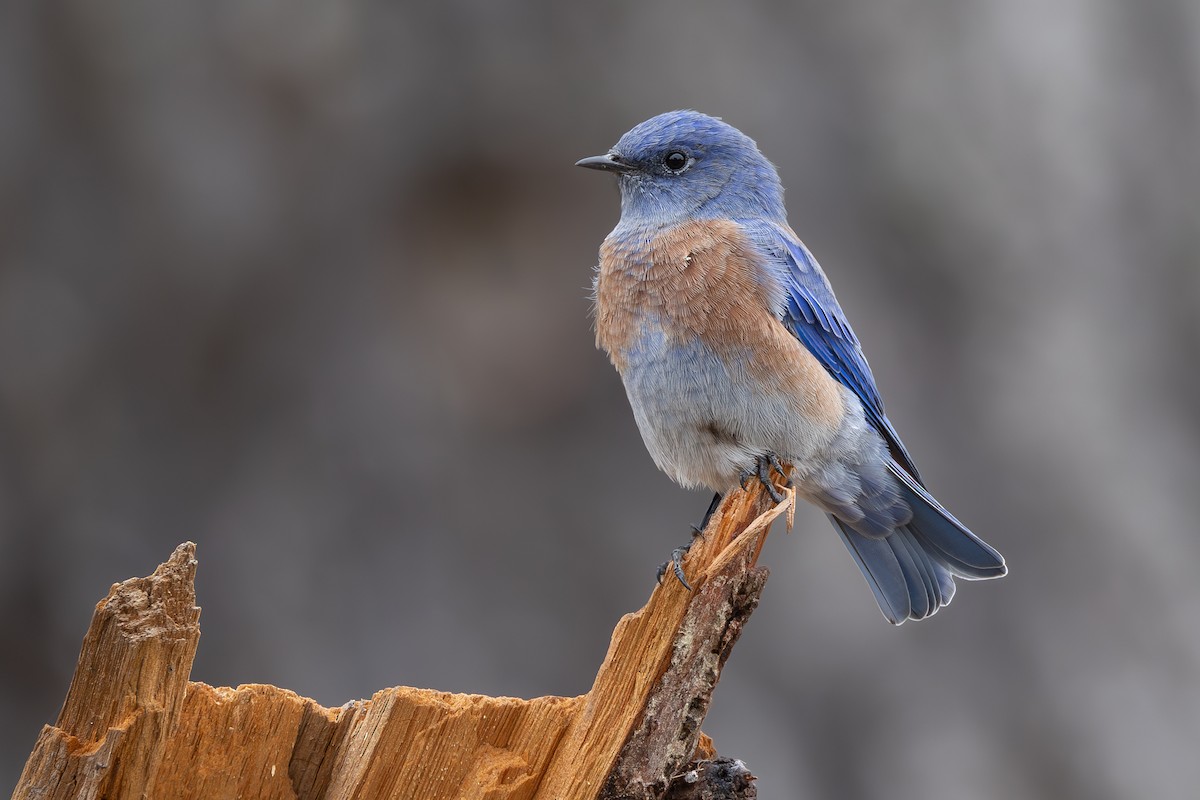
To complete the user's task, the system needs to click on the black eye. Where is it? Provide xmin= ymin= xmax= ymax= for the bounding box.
xmin=663 ymin=151 xmax=689 ymax=173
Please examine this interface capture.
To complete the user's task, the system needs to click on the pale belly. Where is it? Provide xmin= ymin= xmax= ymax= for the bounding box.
xmin=619 ymin=329 xmax=840 ymax=492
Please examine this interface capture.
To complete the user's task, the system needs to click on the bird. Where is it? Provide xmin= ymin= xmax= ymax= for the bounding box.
xmin=576 ymin=110 xmax=1006 ymax=624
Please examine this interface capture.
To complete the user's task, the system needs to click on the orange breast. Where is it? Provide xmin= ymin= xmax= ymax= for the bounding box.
xmin=594 ymin=219 xmax=844 ymax=427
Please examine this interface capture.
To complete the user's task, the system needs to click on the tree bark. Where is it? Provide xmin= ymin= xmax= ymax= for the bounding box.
xmin=12 ymin=483 xmax=788 ymax=800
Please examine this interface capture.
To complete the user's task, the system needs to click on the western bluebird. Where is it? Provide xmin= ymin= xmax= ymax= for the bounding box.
xmin=577 ymin=110 xmax=1006 ymax=624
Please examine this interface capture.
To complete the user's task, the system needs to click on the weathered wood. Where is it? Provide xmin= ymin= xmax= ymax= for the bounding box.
xmin=12 ymin=483 xmax=788 ymax=800
xmin=549 ymin=488 xmax=784 ymax=800
xmin=598 ymin=495 xmax=775 ymax=800
xmin=13 ymin=541 xmax=201 ymax=800
xmin=662 ymin=758 xmax=758 ymax=800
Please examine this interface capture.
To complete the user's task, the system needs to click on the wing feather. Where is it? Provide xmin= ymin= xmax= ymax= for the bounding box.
xmin=740 ymin=220 xmax=923 ymax=482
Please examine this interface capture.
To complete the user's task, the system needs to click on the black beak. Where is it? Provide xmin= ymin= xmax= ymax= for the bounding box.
xmin=575 ymin=153 xmax=635 ymax=174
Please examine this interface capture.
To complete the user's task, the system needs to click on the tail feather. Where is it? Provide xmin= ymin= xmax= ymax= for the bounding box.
xmin=887 ymin=530 xmax=932 ymax=620
xmin=831 ymin=516 xmax=911 ymax=624
xmin=889 ymin=463 xmax=1007 ymax=579
xmin=890 ymin=528 xmax=937 ymax=616
xmin=834 ymin=517 xmax=955 ymax=624
xmin=831 ymin=462 xmax=1004 ymax=624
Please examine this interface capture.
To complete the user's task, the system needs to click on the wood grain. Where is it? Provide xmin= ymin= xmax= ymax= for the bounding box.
xmin=12 ymin=482 xmax=788 ymax=800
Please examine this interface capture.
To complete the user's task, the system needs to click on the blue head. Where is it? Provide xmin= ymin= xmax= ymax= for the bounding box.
xmin=577 ymin=110 xmax=786 ymax=226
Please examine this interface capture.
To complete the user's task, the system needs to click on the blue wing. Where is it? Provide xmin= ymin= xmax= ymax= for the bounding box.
xmin=738 ymin=219 xmax=1006 ymax=623
xmin=740 ymin=220 xmax=923 ymax=483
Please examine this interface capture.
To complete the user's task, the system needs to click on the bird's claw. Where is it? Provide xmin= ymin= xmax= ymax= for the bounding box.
xmin=655 ymin=492 xmax=722 ymax=592
xmin=656 ymin=543 xmax=694 ymax=591
xmin=767 ymin=452 xmax=794 ymax=488
xmin=743 ymin=452 xmax=790 ymax=504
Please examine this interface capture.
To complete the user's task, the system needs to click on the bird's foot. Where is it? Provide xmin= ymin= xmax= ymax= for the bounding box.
xmin=740 ymin=452 xmax=792 ymax=504
xmin=655 ymin=492 xmax=723 ymax=591
xmin=656 ymin=537 xmax=699 ymax=591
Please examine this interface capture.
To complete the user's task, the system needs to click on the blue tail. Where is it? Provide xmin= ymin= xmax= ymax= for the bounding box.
xmin=831 ymin=462 xmax=1006 ymax=624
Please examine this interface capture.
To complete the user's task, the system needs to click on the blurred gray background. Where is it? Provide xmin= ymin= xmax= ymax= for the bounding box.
xmin=3 ymin=1 xmax=1199 ymax=797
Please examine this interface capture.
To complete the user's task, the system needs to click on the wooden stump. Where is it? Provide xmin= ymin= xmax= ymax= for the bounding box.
xmin=12 ymin=484 xmax=788 ymax=800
